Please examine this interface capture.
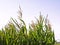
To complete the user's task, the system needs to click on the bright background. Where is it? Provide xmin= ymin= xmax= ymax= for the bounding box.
xmin=0 ymin=0 xmax=60 ymax=42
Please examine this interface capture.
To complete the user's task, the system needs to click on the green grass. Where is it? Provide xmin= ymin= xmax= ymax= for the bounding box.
xmin=55 ymin=42 xmax=60 ymax=45
xmin=55 ymin=44 xmax=60 ymax=45
xmin=0 ymin=9 xmax=55 ymax=45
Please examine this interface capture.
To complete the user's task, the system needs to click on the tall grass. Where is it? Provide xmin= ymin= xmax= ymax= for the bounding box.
xmin=0 ymin=8 xmax=55 ymax=45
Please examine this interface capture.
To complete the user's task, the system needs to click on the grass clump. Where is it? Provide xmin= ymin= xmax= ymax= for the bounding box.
xmin=0 ymin=8 xmax=55 ymax=45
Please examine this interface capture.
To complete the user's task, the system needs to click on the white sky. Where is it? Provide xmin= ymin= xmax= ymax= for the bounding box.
xmin=0 ymin=0 xmax=60 ymax=42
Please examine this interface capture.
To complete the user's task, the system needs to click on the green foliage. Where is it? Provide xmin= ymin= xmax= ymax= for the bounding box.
xmin=55 ymin=42 xmax=60 ymax=45
xmin=0 ymin=9 xmax=55 ymax=45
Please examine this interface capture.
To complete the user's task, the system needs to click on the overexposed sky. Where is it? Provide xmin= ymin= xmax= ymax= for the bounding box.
xmin=0 ymin=0 xmax=60 ymax=42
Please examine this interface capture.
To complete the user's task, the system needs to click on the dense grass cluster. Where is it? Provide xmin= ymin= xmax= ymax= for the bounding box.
xmin=0 ymin=10 xmax=55 ymax=45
